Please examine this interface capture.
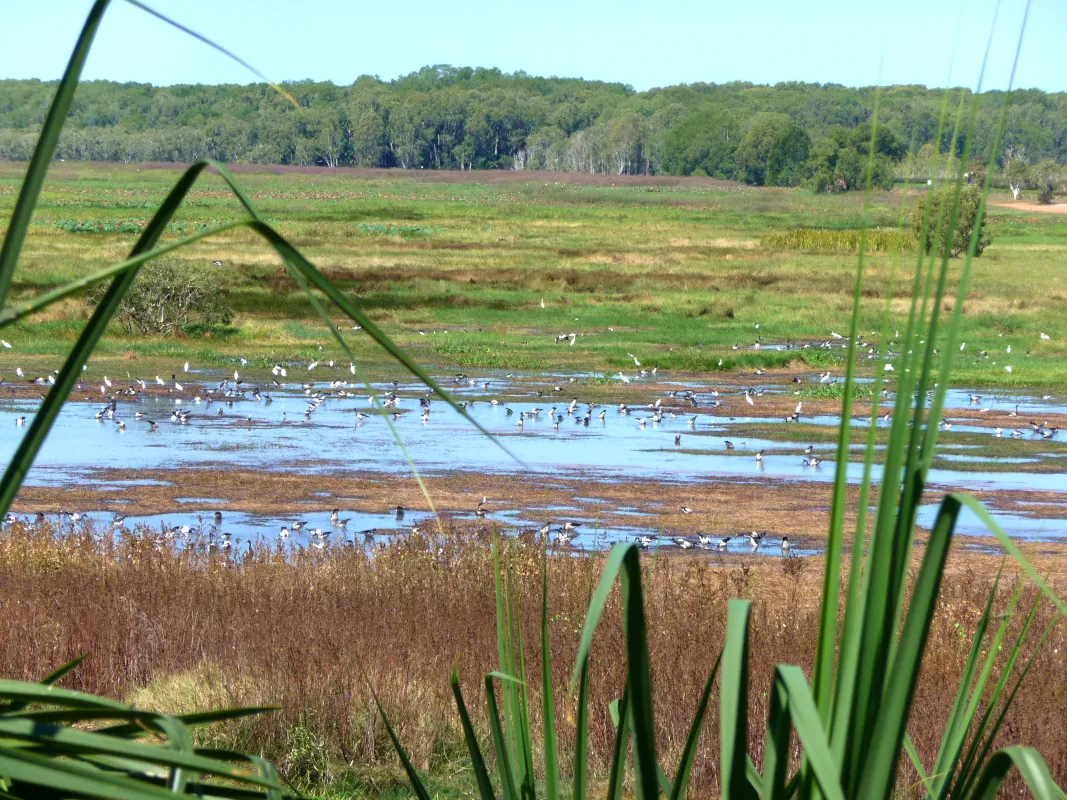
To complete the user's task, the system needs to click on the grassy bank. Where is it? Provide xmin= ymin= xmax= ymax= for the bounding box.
xmin=1 ymin=521 xmax=1062 ymax=798
xmin=1 ymin=162 xmax=1065 ymax=389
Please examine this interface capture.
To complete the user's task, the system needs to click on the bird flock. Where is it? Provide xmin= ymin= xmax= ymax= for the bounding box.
xmin=0 ymin=324 xmax=1061 ymax=557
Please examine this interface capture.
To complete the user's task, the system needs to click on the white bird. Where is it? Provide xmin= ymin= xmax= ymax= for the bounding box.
xmin=183 ymin=361 xmax=190 ymax=372
xmin=540 ymin=298 xmax=545 ymax=308
xmin=1040 ymin=333 xmax=1051 ymax=340
xmin=745 ymin=391 xmax=754 ymax=407
xmin=0 ymin=340 xmax=10 ymax=349
xmin=781 ymin=537 xmax=791 ymax=553
xmin=616 ymin=372 xmax=631 ymax=384
xmin=1005 ymin=366 xmax=1013 ymax=374
xmin=155 ymin=375 xmax=165 ymax=385
xmin=175 ymin=382 xmax=183 ymax=391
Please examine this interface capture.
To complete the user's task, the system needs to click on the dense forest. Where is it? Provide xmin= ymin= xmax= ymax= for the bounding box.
xmin=1 ymin=65 xmax=1065 ymax=188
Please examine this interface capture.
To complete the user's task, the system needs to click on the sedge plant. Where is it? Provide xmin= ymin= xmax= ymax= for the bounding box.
xmin=378 ymin=4 xmax=1067 ymax=799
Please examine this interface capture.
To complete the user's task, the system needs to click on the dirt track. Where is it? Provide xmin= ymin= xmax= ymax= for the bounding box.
xmin=989 ymin=200 xmax=1067 ymax=214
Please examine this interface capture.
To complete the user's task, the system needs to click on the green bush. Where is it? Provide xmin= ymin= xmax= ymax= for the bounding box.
xmin=911 ymin=184 xmax=991 ymax=258
xmin=90 ymin=257 xmax=235 ymax=336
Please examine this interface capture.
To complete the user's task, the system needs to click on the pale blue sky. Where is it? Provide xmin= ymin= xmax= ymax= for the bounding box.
xmin=0 ymin=0 xmax=1059 ymax=93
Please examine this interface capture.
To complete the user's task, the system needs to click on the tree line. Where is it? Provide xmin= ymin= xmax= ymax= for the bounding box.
xmin=1 ymin=65 xmax=1065 ymax=189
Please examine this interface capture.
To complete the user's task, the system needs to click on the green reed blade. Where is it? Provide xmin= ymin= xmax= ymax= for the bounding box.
xmin=926 ymin=565 xmax=1007 ymax=798
xmin=774 ymin=666 xmax=844 ymax=800
xmin=857 ymin=494 xmax=957 ymax=799
xmin=541 ymin=559 xmax=560 ymax=800
xmin=952 ymin=495 xmax=1067 ymax=618
xmin=11 ymin=706 xmax=276 ymax=737
xmin=954 ymin=605 xmax=1057 ymax=799
xmin=507 ymin=571 xmax=535 ymax=800
xmin=572 ymin=659 xmax=589 ymax=800
xmin=206 ymin=162 xmax=522 ymax=466
xmin=451 ymin=665 xmax=497 ymax=800
xmin=670 ymin=650 xmax=721 ymax=800
xmin=0 ymin=746 xmax=195 ymax=800
xmin=761 ymin=674 xmax=791 ymax=800
xmin=486 ymin=674 xmax=520 ymax=800
xmin=0 ymin=719 xmax=281 ymax=789
xmin=720 ymin=600 xmax=755 ymax=800
xmin=569 ymin=542 xmax=629 ymax=690
xmin=605 ymin=687 xmax=630 ymax=800
xmin=0 ymin=160 xmax=210 ymax=520
xmin=903 ymin=733 xmax=930 ymax=793
xmin=966 ymin=747 xmax=1063 ymax=800
xmin=0 ymin=223 xmax=244 ymax=331
xmin=813 ymin=86 xmax=883 ymax=720
xmin=0 ymin=0 xmax=109 ymax=303
xmin=618 ymin=546 xmax=660 ymax=800
xmin=371 ymin=687 xmax=433 ymax=800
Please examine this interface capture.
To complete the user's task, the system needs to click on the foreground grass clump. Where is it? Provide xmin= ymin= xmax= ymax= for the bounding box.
xmin=0 ymin=522 xmax=1063 ymax=796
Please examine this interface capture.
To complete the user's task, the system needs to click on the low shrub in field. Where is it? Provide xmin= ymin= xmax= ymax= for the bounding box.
xmin=88 ymin=256 xmax=235 ymax=335
xmin=760 ymin=226 xmax=916 ymax=253
xmin=911 ymin=184 xmax=992 ymax=257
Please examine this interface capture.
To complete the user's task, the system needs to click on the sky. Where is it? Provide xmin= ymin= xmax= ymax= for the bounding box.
xmin=0 ymin=0 xmax=1060 ymax=94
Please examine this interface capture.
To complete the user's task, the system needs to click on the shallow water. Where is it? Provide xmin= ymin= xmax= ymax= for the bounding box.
xmin=0 ymin=369 xmax=1063 ymax=552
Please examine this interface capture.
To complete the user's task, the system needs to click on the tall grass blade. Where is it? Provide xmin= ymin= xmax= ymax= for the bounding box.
xmin=605 ymin=687 xmax=630 ymax=800
xmin=569 ymin=543 xmax=629 ymax=690
xmin=775 ymin=666 xmax=845 ymax=800
xmin=967 ymin=747 xmax=1063 ymax=800
xmin=370 ymin=687 xmax=433 ymax=800
xmin=669 ymin=651 xmax=721 ymax=800
xmin=486 ymin=675 xmax=521 ymax=800
xmin=954 ymin=606 xmax=1058 ymax=799
xmin=951 ymin=495 xmax=1067 ymax=617
xmin=541 ymin=559 xmax=560 ymax=800
xmin=451 ymin=666 xmax=496 ymax=800
xmin=813 ymin=88 xmax=883 ymax=719
xmin=0 ymin=161 xmax=210 ymax=518
xmin=0 ymin=0 xmax=108 ymax=302
xmin=0 ymin=747 xmax=195 ymax=800
xmin=761 ymin=675 xmax=791 ymax=800
xmin=0 ymin=223 xmax=242 ymax=331
xmin=619 ymin=546 xmax=661 ymax=800
xmin=507 ymin=573 xmax=535 ymax=800
xmin=720 ymin=599 xmax=755 ymax=800
xmin=924 ymin=566 xmax=1008 ymax=797
xmin=571 ymin=659 xmax=590 ymax=800
xmin=857 ymin=494 xmax=957 ymax=799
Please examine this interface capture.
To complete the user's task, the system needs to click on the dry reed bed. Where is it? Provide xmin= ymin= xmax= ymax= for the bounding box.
xmin=0 ymin=522 xmax=1062 ymax=796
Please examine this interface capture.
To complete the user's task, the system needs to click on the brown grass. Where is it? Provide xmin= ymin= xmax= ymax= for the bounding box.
xmin=0 ymin=521 xmax=1062 ymax=796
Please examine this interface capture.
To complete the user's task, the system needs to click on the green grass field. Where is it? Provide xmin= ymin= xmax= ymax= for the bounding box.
xmin=1 ymin=162 xmax=1064 ymax=389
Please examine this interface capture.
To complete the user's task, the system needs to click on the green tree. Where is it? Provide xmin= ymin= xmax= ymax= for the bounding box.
xmin=735 ymin=113 xmax=793 ymax=185
xmin=1032 ymin=159 xmax=1060 ymax=204
xmin=766 ymin=125 xmax=811 ymax=186
xmin=911 ymin=184 xmax=991 ymax=258
xmin=804 ymin=124 xmax=900 ymax=192
xmin=1004 ymin=157 xmax=1029 ymax=201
